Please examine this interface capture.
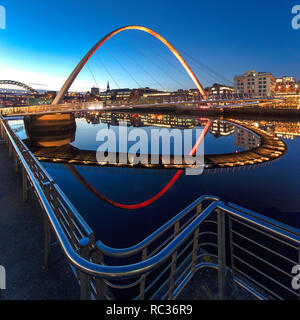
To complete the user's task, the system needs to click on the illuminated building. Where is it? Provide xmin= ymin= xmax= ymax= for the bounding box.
xmin=275 ymin=76 xmax=299 ymax=96
xmin=141 ymin=89 xmax=198 ymax=103
xmin=206 ymin=83 xmax=234 ymax=97
xmin=234 ymin=70 xmax=276 ymax=97
xmin=131 ymin=87 xmax=160 ymax=101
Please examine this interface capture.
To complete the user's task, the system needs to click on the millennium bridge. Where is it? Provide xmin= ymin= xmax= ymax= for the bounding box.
xmin=0 ymin=25 xmax=299 ymax=300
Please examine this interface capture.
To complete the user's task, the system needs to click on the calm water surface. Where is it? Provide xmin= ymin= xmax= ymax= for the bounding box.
xmin=10 ymin=112 xmax=300 ymax=248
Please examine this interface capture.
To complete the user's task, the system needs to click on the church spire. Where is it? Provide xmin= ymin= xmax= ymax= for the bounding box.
xmin=107 ymin=81 xmax=110 ymax=92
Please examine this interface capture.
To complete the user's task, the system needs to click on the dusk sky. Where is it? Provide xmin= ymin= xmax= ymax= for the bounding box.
xmin=0 ymin=0 xmax=299 ymax=91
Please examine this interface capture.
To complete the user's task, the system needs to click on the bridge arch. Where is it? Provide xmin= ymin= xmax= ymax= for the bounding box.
xmin=0 ymin=80 xmax=37 ymax=94
xmin=53 ymin=25 xmax=207 ymax=105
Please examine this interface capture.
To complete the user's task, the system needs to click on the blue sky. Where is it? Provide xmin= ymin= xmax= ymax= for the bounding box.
xmin=0 ymin=0 xmax=299 ymax=91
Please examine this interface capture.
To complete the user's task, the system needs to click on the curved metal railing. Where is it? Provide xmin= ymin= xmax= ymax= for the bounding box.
xmin=95 ymin=195 xmax=219 ymax=258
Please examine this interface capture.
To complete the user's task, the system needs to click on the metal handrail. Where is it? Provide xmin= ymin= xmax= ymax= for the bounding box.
xmin=220 ymin=203 xmax=300 ymax=243
xmin=95 ymin=195 xmax=219 ymax=258
xmin=228 ymin=202 xmax=300 ymax=239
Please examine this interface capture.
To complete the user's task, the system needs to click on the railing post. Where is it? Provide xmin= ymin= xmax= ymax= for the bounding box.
xmin=139 ymin=248 xmax=148 ymax=300
xmin=217 ymin=208 xmax=226 ymax=300
xmin=79 ymin=237 xmax=91 ymax=300
xmin=22 ymin=166 xmax=28 ymax=202
xmin=191 ymin=227 xmax=200 ymax=273
xmin=228 ymin=215 xmax=235 ymax=281
xmin=44 ymin=213 xmax=51 ymax=271
xmin=41 ymin=181 xmax=51 ymax=271
xmin=94 ymin=243 xmax=109 ymax=300
xmin=67 ymin=209 xmax=76 ymax=249
xmin=196 ymin=203 xmax=202 ymax=215
xmin=169 ymin=222 xmax=180 ymax=300
xmin=13 ymin=150 xmax=18 ymax=173
xmin=192 ymin=203 xmax=202 ymax=272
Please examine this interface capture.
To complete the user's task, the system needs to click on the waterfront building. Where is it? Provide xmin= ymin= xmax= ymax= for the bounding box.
xmin=206 ymin=83 xmax=234 ymax=98
xmin=0 ymin=88 xmax=51 ymax=107
xmin=131 ymin=87 xmax=160 ymax=101
xmin=275 ymin=76 xmax=299 ymax=95
xmin=141 ymin=89 xmax=197 ymax=104
xmin=91 ymin=87 xmax=100 ymax=96
xmin=234 ymin=70 xmax=276 ymax=97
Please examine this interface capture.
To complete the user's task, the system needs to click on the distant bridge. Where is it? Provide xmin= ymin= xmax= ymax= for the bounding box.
xmin=0 ymin=80 xmax=37 ymax=94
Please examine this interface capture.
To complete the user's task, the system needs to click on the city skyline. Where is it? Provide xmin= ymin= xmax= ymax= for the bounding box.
xmin=0 ymin=0 xmax=300 ymax=92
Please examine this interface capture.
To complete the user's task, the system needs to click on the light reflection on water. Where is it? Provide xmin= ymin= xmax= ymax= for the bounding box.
xmin=9 ymin=112 xmax=300 ymax=247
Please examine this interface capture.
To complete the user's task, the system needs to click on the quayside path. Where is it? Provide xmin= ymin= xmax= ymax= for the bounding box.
xmin=0 ymin=141 xmax=79 ymax=300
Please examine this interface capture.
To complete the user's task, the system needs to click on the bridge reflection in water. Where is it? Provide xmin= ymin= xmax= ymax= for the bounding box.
xmin=23 ymin=111 xmax=287 ymax=170
xmin=17 ymin=111 xmax=287 ymax=210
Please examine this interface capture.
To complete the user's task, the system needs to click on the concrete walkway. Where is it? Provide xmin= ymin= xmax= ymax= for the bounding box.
xmin=0 ymin=141 xmax=79 ymax=300
xmin=178 ymin=268 xmax=256 ymax=300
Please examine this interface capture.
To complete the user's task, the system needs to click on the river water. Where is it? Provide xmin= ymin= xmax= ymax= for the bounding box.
xmin=9 ymin=111 xmax=300 ymax=248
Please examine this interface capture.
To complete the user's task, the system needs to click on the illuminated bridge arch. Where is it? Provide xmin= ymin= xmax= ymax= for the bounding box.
xmin=53 ymin=25 xmax=207 ymax=105
xmin=0 ymin=80 xmax=37 ymax=94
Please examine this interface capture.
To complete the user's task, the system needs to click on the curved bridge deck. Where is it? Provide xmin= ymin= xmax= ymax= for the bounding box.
xmin=27 ymin=119 xmax=286 ymax=170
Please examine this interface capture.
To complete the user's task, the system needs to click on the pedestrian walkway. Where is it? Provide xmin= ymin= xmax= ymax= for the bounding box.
xmin=0 ymin=141 xmax=79 ymax=300
xmin=178 ymin=268 xmax=256 ymax=300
